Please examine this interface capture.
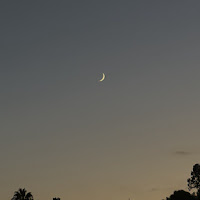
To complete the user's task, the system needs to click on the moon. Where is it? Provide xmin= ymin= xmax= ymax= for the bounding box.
xmin=99 ymin=73 xmax=106 ymax=82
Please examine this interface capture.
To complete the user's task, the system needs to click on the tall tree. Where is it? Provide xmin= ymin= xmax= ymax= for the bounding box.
xmin=188 ymin=163 xmax=200 ymax=195
xmin=11 ymin=188 xmax=33 ymax=200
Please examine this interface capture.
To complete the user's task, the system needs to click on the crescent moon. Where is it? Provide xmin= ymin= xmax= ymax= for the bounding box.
xmin=99 ymin=73 xmax=106 ymax=82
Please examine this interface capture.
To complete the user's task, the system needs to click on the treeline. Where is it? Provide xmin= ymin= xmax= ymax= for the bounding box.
xmin=164 ymin=163 xmax=200 ymax=200
xmin=10 ymin=163 xmax=200 ymax=200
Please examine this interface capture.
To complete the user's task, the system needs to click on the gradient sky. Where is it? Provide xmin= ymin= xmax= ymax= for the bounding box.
xmin=1 ymin=1 xmax=200 ymax=200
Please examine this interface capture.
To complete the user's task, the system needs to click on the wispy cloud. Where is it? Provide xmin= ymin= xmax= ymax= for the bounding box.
xmin=151 ymin=188 xmax=159 ymax=192
xmin=174 ymin=151 xmax=191 ymax=156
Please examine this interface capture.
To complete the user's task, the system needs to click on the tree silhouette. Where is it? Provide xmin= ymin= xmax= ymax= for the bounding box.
xmin=11 ymin=188 xmax=33 ymax=200
xmin=165 ymin=190 xmax=196 ymax=200
xmin=188 ymin=163 xmax=200 ymax=195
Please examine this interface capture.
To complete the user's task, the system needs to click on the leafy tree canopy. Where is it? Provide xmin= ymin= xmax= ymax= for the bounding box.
xmin=188 ymin=164 xmax=200 ymax=193
xmin=165 ymin=190 xmax=196 ymax=200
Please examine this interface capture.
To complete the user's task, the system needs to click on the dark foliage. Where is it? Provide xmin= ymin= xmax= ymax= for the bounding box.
xmin=188 ymin=164 xmax=200 ymax=193
xmin=11 ymin=188 xmax=33 ymax=200
xmin=165 ymin=190 xmax=196 ymax=200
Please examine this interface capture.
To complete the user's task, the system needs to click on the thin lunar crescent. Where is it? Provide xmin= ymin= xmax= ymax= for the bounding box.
xmin=99 ymin=73 xmax=106 ymax=82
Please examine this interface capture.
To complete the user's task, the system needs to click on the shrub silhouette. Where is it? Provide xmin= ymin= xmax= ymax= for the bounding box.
xmin=165 ymin=190 xmax=196 ymax=200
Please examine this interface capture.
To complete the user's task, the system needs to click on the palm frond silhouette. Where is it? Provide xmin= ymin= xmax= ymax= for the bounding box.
xmin=11 ymin=188 xmax=33 ymax=200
